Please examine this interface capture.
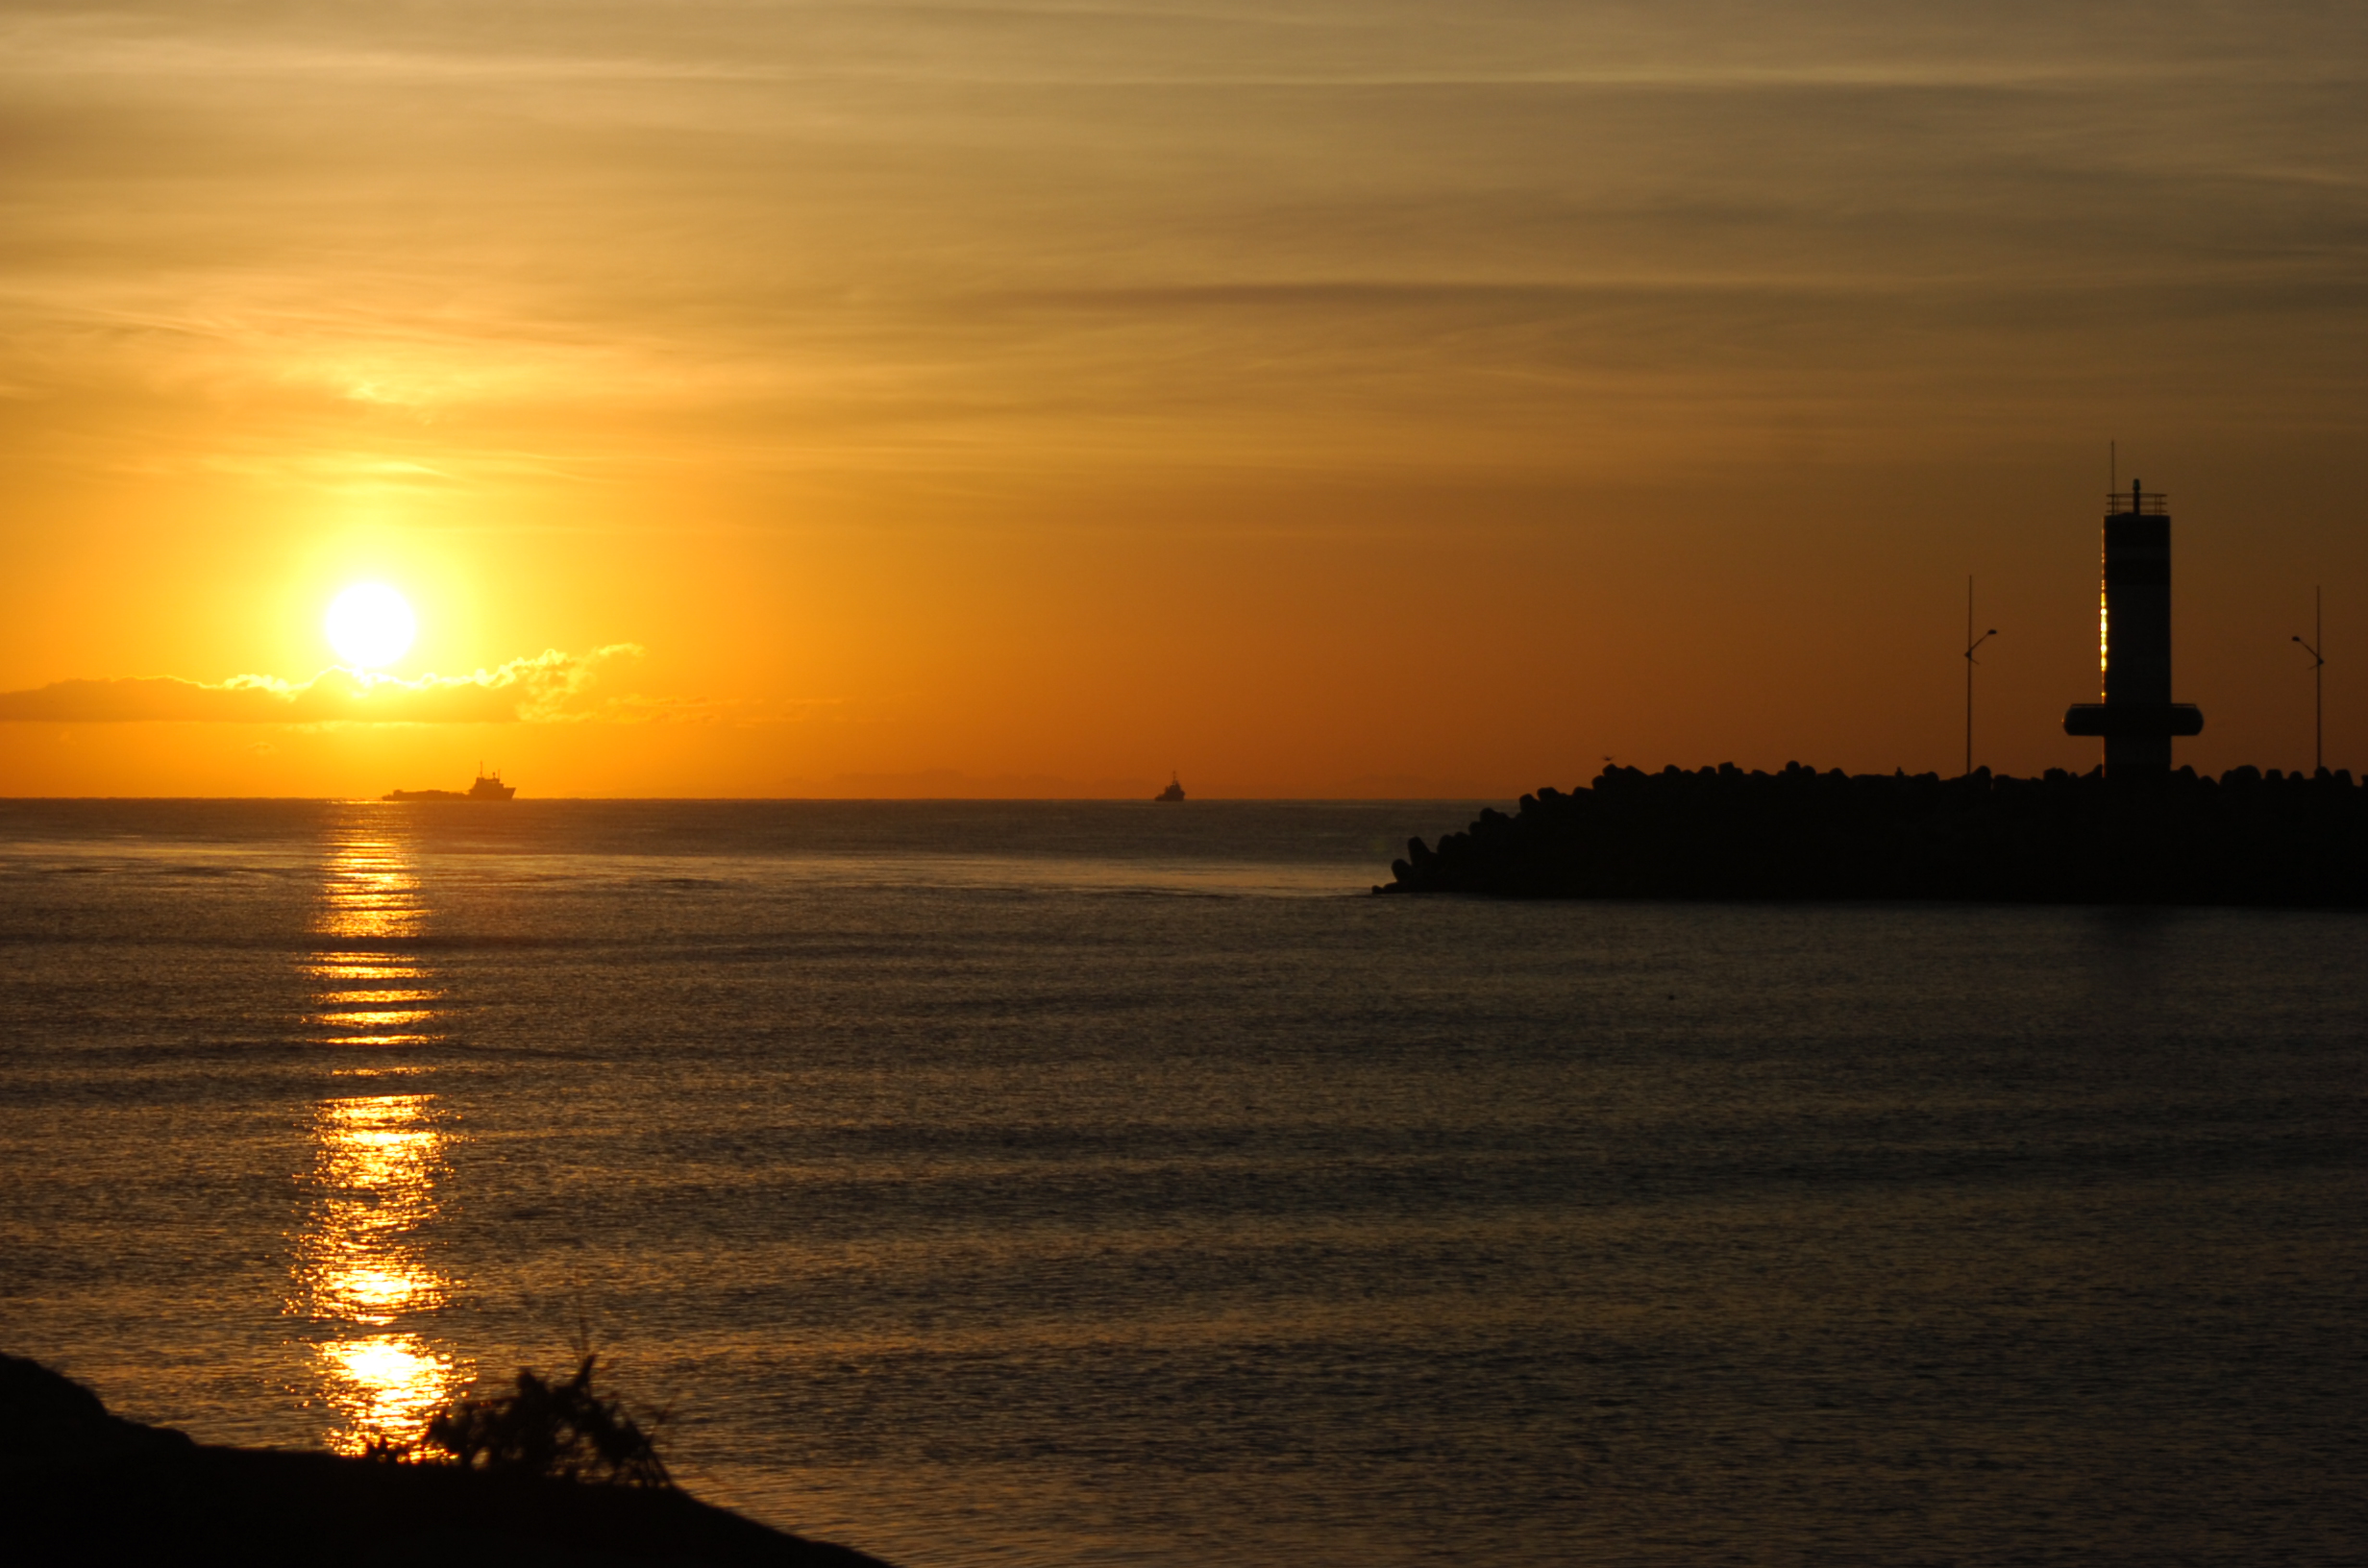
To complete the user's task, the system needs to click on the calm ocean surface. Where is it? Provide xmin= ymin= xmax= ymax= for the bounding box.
xmin=2 ymin=798 xmax=2363 ymax=1565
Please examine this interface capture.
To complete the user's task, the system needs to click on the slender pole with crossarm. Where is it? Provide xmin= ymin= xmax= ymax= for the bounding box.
xmin=2294 ymin=587 xmax=2325 ymax=773
xmin=1963 ymin=576 xmax=1996 ymax=777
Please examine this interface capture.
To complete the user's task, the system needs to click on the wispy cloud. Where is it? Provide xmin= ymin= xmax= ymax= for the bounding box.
xmin=4 ymin=0 xmax=2361 ymax=482
xmin=0 ymin=645 xmax=651 ymax=724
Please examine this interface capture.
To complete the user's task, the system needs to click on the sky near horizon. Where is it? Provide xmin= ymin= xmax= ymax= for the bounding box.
xmin=3 ymin=1 xmax=2363 ymax=796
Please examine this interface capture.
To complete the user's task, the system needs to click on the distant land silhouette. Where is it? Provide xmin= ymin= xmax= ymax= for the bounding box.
xmin=0 ymin=1353 xmax=888 ymax=1566
xmin=1377 ymin=763 xmax=2368 ymax=905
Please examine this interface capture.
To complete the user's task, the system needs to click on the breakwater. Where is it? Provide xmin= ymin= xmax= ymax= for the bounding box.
xmin=1378 ymin=763 xmax=2368 ymax=904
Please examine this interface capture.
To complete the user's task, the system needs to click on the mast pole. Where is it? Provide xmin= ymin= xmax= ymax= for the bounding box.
xmin=2296 ymin=589 xmax=2327 ymax=774
xmin=1962 ymin=577 xmax=1995 ymax=778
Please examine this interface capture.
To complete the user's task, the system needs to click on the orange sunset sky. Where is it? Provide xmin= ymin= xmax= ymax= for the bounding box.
xmin=3 ymin=2 xmax=2362 ymax=797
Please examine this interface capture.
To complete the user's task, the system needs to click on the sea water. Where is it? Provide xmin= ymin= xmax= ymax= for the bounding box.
xmin=1 ymin=799 xmax=2361 ymax=1566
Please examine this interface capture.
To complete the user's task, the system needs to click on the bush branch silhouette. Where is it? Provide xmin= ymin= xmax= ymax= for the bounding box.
xmin=392 ymin=1352 xmax=674 ymax=1488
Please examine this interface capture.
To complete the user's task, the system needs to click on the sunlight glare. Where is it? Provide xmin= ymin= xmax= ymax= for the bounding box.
xmin=326 ymin=583 xmax=416 ymax=668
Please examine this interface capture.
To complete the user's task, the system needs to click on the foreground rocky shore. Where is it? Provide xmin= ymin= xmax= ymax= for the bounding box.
xmin=0 ymin=1354 xmax=890 ymax=1566
xmin=1379 ymin=763 xmax=2368 ymax=903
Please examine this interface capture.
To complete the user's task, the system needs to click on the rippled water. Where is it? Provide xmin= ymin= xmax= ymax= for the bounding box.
xmin=2 ymin=799 xmax=2363 ymax=1565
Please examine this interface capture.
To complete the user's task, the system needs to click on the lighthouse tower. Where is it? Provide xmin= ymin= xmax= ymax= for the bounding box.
xmin=2063 ymin=479 xmax=2203 ymax=778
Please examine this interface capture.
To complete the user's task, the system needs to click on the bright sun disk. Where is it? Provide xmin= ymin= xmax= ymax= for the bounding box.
xmin=326 ymin=584 xmax=416 ymax=669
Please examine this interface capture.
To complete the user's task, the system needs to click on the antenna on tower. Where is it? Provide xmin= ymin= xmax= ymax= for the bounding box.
xmin=2109 ymin=439 xmax=2115 ymax=495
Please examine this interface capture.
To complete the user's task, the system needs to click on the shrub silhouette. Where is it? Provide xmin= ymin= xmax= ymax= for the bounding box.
xmin=405 ymin=1354 xmax=673 ymax=1488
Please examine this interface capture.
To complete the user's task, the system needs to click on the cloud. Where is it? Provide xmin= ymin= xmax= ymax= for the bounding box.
xmin=0 ymin=645 xmax=648 ymax=724
xmin=8 ymin=0 xmax=2364 ymax=484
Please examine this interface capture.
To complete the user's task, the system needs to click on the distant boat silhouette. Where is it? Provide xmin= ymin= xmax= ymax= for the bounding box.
xmin=1154 ymin=772 xmax=1186 ymax=802
xmin=385 ymin=765 xmax=517 ymax=802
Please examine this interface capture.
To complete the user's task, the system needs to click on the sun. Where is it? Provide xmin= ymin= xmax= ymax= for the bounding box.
xmin=326 ymin=583 xmax=417 ymax=669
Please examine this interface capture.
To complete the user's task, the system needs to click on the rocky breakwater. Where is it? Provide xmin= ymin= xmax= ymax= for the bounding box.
xmin=1377 ymin=762 xmax=2368 ymax=904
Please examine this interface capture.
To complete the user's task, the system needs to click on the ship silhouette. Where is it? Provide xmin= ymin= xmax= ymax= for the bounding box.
xmin=384 ymin=765 xmax=517 ymax=802
xmin=1154 ymin=772 xmax=1186 ymax=802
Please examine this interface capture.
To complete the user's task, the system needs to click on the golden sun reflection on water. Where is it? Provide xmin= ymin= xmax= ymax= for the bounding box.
xmin=307 ymin=821 xmax=446 ymax=1048
xmin=291 ymin=816 xmax=467 ymax=1453
xmin=319 ymin=1333 xmax=462 ymax=1452
xmin=304 ymin=1094 xmax=447 ymax=1320
xmin=291 ymin=1085 xmax=470 ymax=1454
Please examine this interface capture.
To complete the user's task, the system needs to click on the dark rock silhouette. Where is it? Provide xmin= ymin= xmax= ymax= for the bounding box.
xmin=0 ymin=1352 xmax=891 ymax=1565
xmin=1376 ymin=762 xmax=2368 ymax=904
